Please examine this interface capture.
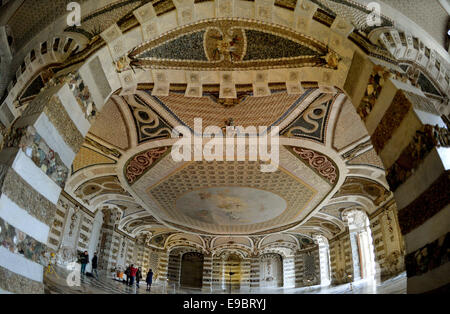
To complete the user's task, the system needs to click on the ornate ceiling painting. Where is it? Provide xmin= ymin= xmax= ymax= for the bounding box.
xmin=74 ymin=175 xmax=131 ymax=204
xmin=124 ymin=146 xmax=171 ymax=185
xmin=125 ymin=93 xmax=173 ymax=144
xmin=333 ymin=176 xmax=391 ymax=207
xmin=281 ymin=93 xmax=336 ymax=143
xmin=52 ymin=0 xmax=401 ymax=251
xmin=150 ymin=90 xmax=312 ymax=133
xmin=71 ymin=146 xmax=117 ymax=174
xmin=123 ymin=145 xmax=335 ymax=235
xmin=89 ymin=98 xmax=131 ymax=150
xmin=127 ymin=19 xmax=335 ymax=71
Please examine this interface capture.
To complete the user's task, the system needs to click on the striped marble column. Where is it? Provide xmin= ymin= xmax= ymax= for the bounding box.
xmin=294 ymin=251 xmax=304 ymax=288
xmin=157 ymin=250 xmax=169 ymax=283
xmin=345 ymin=53 xmax=450 ymax=293
xmin=249 ymin=255 xmax=260 ymax=291
xmin=201 ymin=254 xmax=213 ymax=292
xmin=240 ymin=257 xmax=251 ymax=291
xmin=283 ymin=256 xmax=296 ymax=288
xmin=0 ymin=81 xmax=90 ymax=293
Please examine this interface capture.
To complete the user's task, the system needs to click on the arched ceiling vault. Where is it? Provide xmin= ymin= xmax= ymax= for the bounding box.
xmin=19 ymin=0 xmax=406 ymax=252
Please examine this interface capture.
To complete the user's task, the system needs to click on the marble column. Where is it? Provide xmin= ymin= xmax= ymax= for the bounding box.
xmin=294 ymin=251 xmax=304 ymax=288
xmin=201 ymin=254 xmax=212 ymax=292
xmin=249 ymin=255 xmax=260 ymax=291
xmin=344 ymin=54 xmax=450 ymax=293
xmin=157 ymin=250 xmax=169 ymax=283
xmin=283 ymin=256 xmax=296 ymax=288
xmin=0 ymin=80 xmax=89 ymax=293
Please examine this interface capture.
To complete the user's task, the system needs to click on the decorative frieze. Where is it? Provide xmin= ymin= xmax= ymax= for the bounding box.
xmin=124 ymin=146 xmax=170 ymax=184
xmin=288 ymin=147 xmax=337 ymax=184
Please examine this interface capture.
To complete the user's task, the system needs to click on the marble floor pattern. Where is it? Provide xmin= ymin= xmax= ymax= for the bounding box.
xmin=44 ymin=266 xmax=406 ymax=294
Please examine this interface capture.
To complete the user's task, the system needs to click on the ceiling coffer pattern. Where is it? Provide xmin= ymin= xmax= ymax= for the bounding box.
xmin=147 ymin=160 xmax=317 ymax=234
xmin=71 ymin=146 xmax=116 ymax=174
xmin=152 ymin=91 xmax=307 ymax=132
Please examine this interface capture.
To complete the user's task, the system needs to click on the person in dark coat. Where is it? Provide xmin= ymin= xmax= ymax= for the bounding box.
xmin=146 ymin=269 xmax=153 ymax=291
xmin=136 ymin=267 xmax=142 ymax=288
xmin=91 ymin=252 xmax=98 ymax=278
xmin=125 ymin=265 xmax=131 ymax=285
xmin=80 ymin=251 xmax=89 ymax=275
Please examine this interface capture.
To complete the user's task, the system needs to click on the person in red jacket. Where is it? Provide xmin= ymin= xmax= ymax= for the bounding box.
xmin=129 ymin=264 xmax=138 ymax=286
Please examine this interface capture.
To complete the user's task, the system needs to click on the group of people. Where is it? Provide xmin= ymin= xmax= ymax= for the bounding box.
xmin=79 ymin=251 xmax=154 ymax=291
xmin=79 ymin=251 xmax=98 ymax=278
xmin=124 ymin=265 xmax=154 ymax=291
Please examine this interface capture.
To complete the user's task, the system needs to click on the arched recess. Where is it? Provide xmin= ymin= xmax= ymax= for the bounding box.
xmin=260 ymin=253 xmax=284 ymax=288
xmin=343 ymin=209 xmax=376 ymax=281
xmin=180 ymin=252 xmax=204 ymax=289
xmin=224 ymin=253 xmax=242 ymax=292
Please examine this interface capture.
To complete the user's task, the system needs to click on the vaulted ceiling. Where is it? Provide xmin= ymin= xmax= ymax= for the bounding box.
xmin=64 ymin=82 xmax=392 ymax=247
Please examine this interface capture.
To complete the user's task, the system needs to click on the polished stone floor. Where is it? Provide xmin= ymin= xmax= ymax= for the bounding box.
xmin=44 ymin=266 xmax=406 ymax=294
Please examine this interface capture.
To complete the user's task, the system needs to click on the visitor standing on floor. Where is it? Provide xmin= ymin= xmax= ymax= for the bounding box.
xmin=80 ymin=251 xmax=89 ymax=275
xmin=146 ymin=269 xmax=153 ymax=291
xmin=125 ymin=265 xmax=131 ymax=285
xmin=136 ymin=267 xmax=142 ymax=288
xmin=91 ymin=252 xmax=98 ymax=278
xmin=129 ymin=264 xmax=138 ymax=286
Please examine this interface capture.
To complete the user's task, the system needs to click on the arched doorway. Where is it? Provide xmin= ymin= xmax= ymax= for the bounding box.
xmin=180 ymin=252 xmax=204 ymax=289
xmin=260 ymin=253 xmax=283 ymax=288
xmin=224 ymin=254 xmax=242 ymax=292
xmin=345 ymin=210 xmax=376 ymax=281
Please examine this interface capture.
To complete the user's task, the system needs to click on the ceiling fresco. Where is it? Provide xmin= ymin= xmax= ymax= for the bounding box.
xmin=51 ymin=2 xmax=400 ymax=247
xmin=128 ymin=19 xmax=333 ymax=71
xmin=63 ymin=80 xmax=394 ymax=242
xmin=175 ymin=186 xmax=287 ymax=225
xmin=145 ymin=158 xmax=318 ymax=234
